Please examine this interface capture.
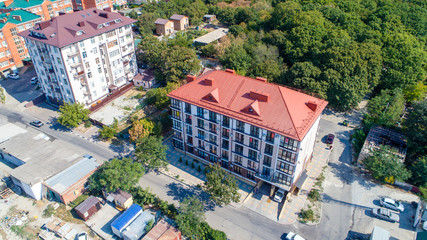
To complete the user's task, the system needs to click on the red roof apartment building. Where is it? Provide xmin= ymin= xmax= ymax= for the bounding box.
xmin=0 ymin=0 xmax=74 ymax=21
xmin=167 ymin=69 xmax=328 ymax=195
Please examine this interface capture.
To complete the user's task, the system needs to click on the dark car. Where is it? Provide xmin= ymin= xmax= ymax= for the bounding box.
xmin=326 ymin=134 xmax=335 ymax=144
xmin=372 ymin=208 xmax=400 ymax=223
xmin=30 ymin=121 xmax=44 ymax=127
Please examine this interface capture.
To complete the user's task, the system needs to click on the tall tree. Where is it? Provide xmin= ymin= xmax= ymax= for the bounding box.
xmin=129 ymin=118 xmax=154 ymax=142
xmin=89 ymin=158 xmax=145 ymax=193
xmin=404 ymin=99 xmax=427 ymax=160
xmin=176 ymin=196 xmax=205 ymax=240
xmin=159 ymin=45 xmax=201 ymax=83
xmin=99 ymin=118 xmax=118 ymax=140
xmin=134 ymin=135 xmax=168 ymax=170
xmin=409 ymin=156 xmax=427 ymax=187
xmin=204 ymin=164 xmax=240 ymax=206
xmin=365 ymin=89 xmax=405 ymax=127
xmin=220 ymin=44 xmax=252 ymax=75
xmin=57 ymin=103 xmax=90 ymax=128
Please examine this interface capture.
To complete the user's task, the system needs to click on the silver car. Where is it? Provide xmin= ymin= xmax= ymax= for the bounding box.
xmin=380 ymin=197 xmax=404 ymax=212
xmin=372 ymin=208 xmax=400 ymax=223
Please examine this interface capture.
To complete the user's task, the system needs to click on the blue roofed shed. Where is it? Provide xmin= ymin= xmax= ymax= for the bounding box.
xmin=111 ymin=204 xmax=143 ymax=237
xmin=122 ymin=211 xmax=155 ymax=240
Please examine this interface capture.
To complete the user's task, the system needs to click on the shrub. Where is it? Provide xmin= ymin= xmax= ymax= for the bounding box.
xmin=185 ymin=159 xmax=189 ymax=166
xmin=42 ymin=205 xmax=56 ymax=218
xmin=299 ymin=207 xmax=315 ymax=222
xmin=178 ymin=157 xmax=183 ymax=163
xmin=123 ymin=106 xmax=132 ymax=111
xmin=308 ymin=189 xmax=321 ymax=202
xmin=197 ymin=165 xmax=201 ymax=172
xmin=145 ymin=219 xmax=155 ymax=232
xmin=191 ymin=162 xmax=195 ymax=168
xmin=135 ymin=93 xmax=143 ymax=99
xmin=84 ymin=120 xmax=92 ymax=128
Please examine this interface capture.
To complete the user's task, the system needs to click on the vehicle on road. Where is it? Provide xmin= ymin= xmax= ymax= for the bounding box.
xmin=75 ymin=232 xmax=88 ymax=240
xmin=8 ymin=73 xmax=19 ymax=79
xmin=30 ymin=77 xmax=38 ymax=84
xmin=372 ymin=208 xmax=399 ymax=223
xmin=274 ymin=189 xmax=286 ymax=202
xmin=30 ymin=121 xmax=44 ymax=127
xmin=380 ymin=197 xmax=404 ymax=212
xmin=285 ymin=232 xmax=305 ymax=240
xmin=326 ymin=134 xmax=335 ymax=144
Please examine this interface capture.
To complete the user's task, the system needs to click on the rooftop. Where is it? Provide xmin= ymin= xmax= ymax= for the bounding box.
xmin=122 ymin=211 xmax=155 ymax=240
xmin=19 ymin=8 xmax=136 ymax=48
xmin=168 ymin=70 xmax=328 ymax=141
xmin=111 ymin=204 xmax=142 ymax=232
xmin=154 ymin=18 xmax=170 ymax=25
xmin=0 ymin=122 xmax=95 ymax=185
xmin=361 ymin=126 xmax=407 ymax=160
xmin=0 ymin=0 xmax=44 ymax=9
xmin=0 ymin=9 xmax=41 ymax=29
xmin=44 ymin=157 xmax=99 ymax=194
xmin=75 ymin=196 xmax=100 ymax=214
xmin=142 ymin=219 xmax=181 ymax=240
xmin=193 ymin=28 xmax=228 ymax=45
xmin=170 ymin=14 xmax=186 ymax=21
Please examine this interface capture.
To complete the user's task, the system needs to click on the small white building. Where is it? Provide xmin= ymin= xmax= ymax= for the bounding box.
xmin=20 ymin=8 xmax=138 ymax=107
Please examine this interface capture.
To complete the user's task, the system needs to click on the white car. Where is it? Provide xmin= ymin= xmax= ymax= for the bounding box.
xmin=30 ymin=77 xmax=38 ymax=84
xmin=8 ymin=73 xmax=19 ymax=79
xmin=380 ymin=197 xmax=404 ymax=212
xmin=274 ymin=189 xmax=286 ymax=202
xmin=285 ymin=232 xmax=305 ymax=240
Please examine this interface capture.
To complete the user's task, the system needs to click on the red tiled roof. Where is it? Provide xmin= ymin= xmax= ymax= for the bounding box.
xmin=170 ymin=14 xmax=186 ymax=21
xmin=154 ymin=18 xmax=170 ymax=25
xmin=18 ymin=8 xmax=136 ymax=48
xmin=167 ymin=70 xmax=328 ymax=141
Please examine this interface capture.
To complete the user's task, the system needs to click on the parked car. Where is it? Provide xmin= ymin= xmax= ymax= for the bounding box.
xmin=285 ymin=232 xmax=305 ymax=240
xmin=75 ymin=232 xmax=88 ymax=240
xmin=8 ymin=73 xmax=19 ymax=79
xmin=30 ymin=121 xmax=44 ymax=128
xmin=30 ymin=77 xmax=38 ymax=84
xmin=372 ymin=208 xmax=400 ymax=223
xmin=325 ymin=134 xmax=335 ymax=144
xmin=274 ymin=189 xmax=286 ymax=202
xmin=380 ymin=197 xmax=404 ymax=212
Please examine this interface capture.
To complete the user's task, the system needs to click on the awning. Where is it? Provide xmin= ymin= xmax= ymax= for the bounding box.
xmin=22 ymin=57 xmax=31 ymax=61
xmin=294 ymin=170 xmax=308 ymax=189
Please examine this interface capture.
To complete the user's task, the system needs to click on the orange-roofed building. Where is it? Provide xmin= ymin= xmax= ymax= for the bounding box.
xmin=167 ymin=69 xmax=328 ymax=195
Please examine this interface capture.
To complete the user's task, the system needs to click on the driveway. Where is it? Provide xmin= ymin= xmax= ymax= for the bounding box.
xmin=0 ymin=67 xmax=41 ymax=107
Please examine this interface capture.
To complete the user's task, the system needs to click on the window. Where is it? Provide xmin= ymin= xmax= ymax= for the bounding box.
xmin=95 ymin=57 xmax=100 ymax=64
xmin=221 ymin=150 xmax=228 ymax=160
xmin=197 ymin=119 xmax=204 ymax=129
xmin=222 ymin=116 xmax=230 ymax=127
xmin=10 ymin=27 xmax=18 ymax=36
xmin=172 ymin=109 xmax=180 ymax=119
xmin=209 ymin=122 xmax=217 ymax=133
xmin=209 ymin=155 xmax=218 ymax=162
xmin=106 ymin=30 xmax=116 ymax=38
xmin=222 ymin=128 xmax=229 ymax=138
xmin=197 ymin=107 xmax=204 ymax=118
xmin=209 ymin=145 xmax=217 ymax=154
xmin=235 ymin=144 xmax=243 ymax=155
xmin=0 ymin=52 xmax=5 ymax=58
xmin=250 ymin=125 xmax=259 ymax=137
xmin=266 ymin=131 xmax=275 ymax=142
xmin=17 ymin=25 xmax=25 ymax=31
xmin=249 ymin=138 xmax=258 ymax=149
xmin=247 ymin=171 xmax=255 ymax=180
xmin=197 ymin=130 xmax=205 ymax=140
xmin=82 ymin=51 xmax=87 ymax=58
xmin=186 ymin=125 xmax=192 ymax=135
xmin=185 ymin=114 xmax=192 ymax=124
xmin=87 ymin=72 xmax=92 ymax=78
xmin=171 ymin=99 xmax=180 ymax=109
xmin=198 ymin=150 xmax=206 ymax=158
xmin=234 ymin=155 xmax=242 ymax=165
xmin=173 ymin=119 xmax=181 ymax=131
xmin=209 ymin=111 xmax=217 ymax=122
xmin=109 ymin=49 xmax=120 ymax=58
xmin=276 ymin=173 xmax=291 ymax=186
xmin=198 ymin=139 xmax=205 ymax=150
xmin=0 ymin=60 xmax=9 ymax=67
xmin=107 ymin=40 xmax=118 ymax=48
xmin=222 ymin=139 xmax=229 ymax=150
xmin=91 ymin=38 xmax=95 ymax=44
xmin=85 ymin=62 xmax=90 ymax=68
xmin=248 ymin=160 xmax=257 ymax=171
xmin=233 ymin=165 xmax=242 ymax=174
xmin=264 ymin=144 xmax=273 ymax=155
xmin=248 ymin=149 xmax=257 ymax=160
xmin=173 ymin=139 xmax=183 ymax=150
xmin=47 ymin=4 xmax=53 ymax=11
xmin=174 ymin=131 xmax=182 ymax=140
xmin=2 ymin=41 xmax=7 ymax=47
xmin=277 ymin=161 xmax=295 ymax=175
xmin=208 ymin=134 xmax=217 ymax=144
xmin=236 ymin=120 xmax=245 ymax=132
xmin=235 ymin=132 xmax=244 ymax=143
xmin=13 ymin=37 xmax=21 ymax=45
xmin=280 ymin=136 xmax=298 ymax=151
xmin=263 ymin=156 xmax=271 ymax=167
xmin=278 ymin=149 xmax=297 ymax=164
xmin=187 ymin=136 xmax=193 ymax=145
xmin=16 ymin=45 xmax=25 ymax=54
xmin=184 ymin=103 xmax=191 ymax=113
xmin=98 ymin=67 xmax=102 ymax=73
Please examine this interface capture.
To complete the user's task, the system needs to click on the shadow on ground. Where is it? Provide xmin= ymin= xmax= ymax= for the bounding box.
xmin=165 ymin=182 xmax=216 ymax=211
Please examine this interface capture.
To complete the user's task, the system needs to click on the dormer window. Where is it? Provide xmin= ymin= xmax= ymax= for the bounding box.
xmin=114 ymin=19 xmax=121 ymax=23
xmin=98 ymin=24 xmax=103 ymax=29
xmin=104 ymin=22 xmax=110 ymax=27
xmin=248 ymin=108 xmax=253 ymax=112
xmin=76 ymin=30 xmax=85 ymax=36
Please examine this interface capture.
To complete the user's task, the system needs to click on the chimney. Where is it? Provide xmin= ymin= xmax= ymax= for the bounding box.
xmin=99 ymin=12 xmax=108 ymax=18
xmin=225 ymin=69 xmax=235 ymax=74
xmin=306 ymin=102 xmax=317 ymax=111
xmin=12 ymin=15 xmax=22 ymax=21
xmin=186 ymin=75 xmax=196 ymax=83
xmin=58 ymin=12 xmax=66 ymax=16
xmin=204 ymin=77 xmax=214 ymax=86
xmin=78 ymin=21 xmax=85 ymax=27
xmin=51 ymin=17 xmax=56 ymax=21
xmin=0 ymin=18 xmax=6 ymax=23
xmin=255 ymin=77 xmax=267 ymax=83
xmin=93 ymin=10 xmax=97 ymax=14
xmin=249 ymin=90 xmax=269 ymax=102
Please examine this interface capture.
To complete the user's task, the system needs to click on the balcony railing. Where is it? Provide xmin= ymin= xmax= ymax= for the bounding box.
xmin=255 ymin=172 xmax=273 ymax=182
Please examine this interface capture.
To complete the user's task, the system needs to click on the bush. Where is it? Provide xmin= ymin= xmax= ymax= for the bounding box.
xmin=308 ymin=189 xmax=321 ymax=202
xmin=123 ymin=106 xmax=132 ymax=111
xmin=191 ymin=162 xmax=195 ymax=168
xmin=179 ymin=157 xmax=183 ymax=163
xmin=145 ymin=219 xmax=155 ymax=232
xmin=185 ymin=159 xmax=189 ymax=165
xmin=135 ymin=93 xmax=143 ymax=99
xmin=43 ymin=205 xmax=56 ymax=218
xmin=197 ymin=165 xmax=201 ymax=172
xmin=200 ymin=222 xmax=227 ymax=240
xmin=84 ymin=120 xmax=92 ymax=128
xmin=299 ymin=207 xmax=315 ymax=222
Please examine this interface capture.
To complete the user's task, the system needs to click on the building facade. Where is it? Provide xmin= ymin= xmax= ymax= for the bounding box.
xmin=0 ymin=0 xmax=73 ymax=21
xmin=170 ymin=14 xmax=188 ymax=31
xmin=0 ymin=10 xmax=41 ymax=74
xmin=154 ymin=18 xmax=173 ymax=36
xmin=20 ymin=8 xmax=137 ymax=106
xmin=167 ymin=70 xmax=328 ymax=194
xmin=72 ymin=0 xmax=127 ymax=11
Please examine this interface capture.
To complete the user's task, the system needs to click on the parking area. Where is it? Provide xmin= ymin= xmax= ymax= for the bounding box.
xmin=0 ymin=67 xmax=41 ymax=107
xmin=85 ymin=203 xmax=121 ymax=240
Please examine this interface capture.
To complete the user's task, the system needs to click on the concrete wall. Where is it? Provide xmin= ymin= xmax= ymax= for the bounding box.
xmin=10 ymin=176 xmax=43 ymax=200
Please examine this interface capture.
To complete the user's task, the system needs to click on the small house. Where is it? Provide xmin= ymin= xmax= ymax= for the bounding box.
xmin=154 ymin=18 xmax=174 ymax=36
xmin=111 ymin=204 xmax=143 ymax=238
xmin=75 ymin=196 xmax=102 ymax=221
xmin=122 ymin=211 xmax=155 ymax=240
xmin=134 ymin=69 xmax=156 ymax=89
xmin=143 ymin=219 xmax=181 ymax=240
xmin=104 ymin=189 xmax=133 ymax=211
xmin=170 ymin=14 xmax=189 ymax=31
xmin=203 ymin=14 xmax=216 ymax=23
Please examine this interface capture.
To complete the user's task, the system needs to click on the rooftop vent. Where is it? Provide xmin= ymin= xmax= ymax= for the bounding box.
xmin=78 ymin=21 xmax=85 ymax=27
xmin=204 ymin=77 xmax=214 ymax=86
xmin=186 ymin=75 xmax=196 ymax=83
xmin=225 ymin=69 xmax=235 ymax=74
xmin=12 ymin=15 xmax=22 ymax=22
xmin=99 ymin=12 xmax=108 ymax=19
xmin=249 ymin=90 xmax=269 ymax=102
xmin=58 ymin=12 xmax=66 ymax=16
xmin=255 ymin=77 xmax=267 ymax=83
xmin=306 ymin=101 xmax=317 ymax=111
xmin=202 ymin=88 xmax=219 ymax=103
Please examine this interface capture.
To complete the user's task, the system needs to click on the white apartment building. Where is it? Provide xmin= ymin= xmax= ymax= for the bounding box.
xmin=19 ymin=8 xmax=137 ymax=106
xmin=167 ymin=70 xmax=328 ymax=194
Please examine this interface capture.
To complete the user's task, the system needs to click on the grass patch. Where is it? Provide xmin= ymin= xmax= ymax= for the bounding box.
xmin=42 ymin=205 xmax=56 ymax=218
xmin=10 ymin=223 xmax=37 ymax=239
xmin=68 ymin=194 xmax=89 ymax=209
xmin=54 ymin=204 xmax=82 ymax=223
xmin=123 ymin=106 xmax=132 ymax=111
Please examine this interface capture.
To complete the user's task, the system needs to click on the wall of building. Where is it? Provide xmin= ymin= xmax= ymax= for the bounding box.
xmin=10 ymin=176 xmax=43 ymax=200
xmin=26 ymin=0 xmax=73 ymax=21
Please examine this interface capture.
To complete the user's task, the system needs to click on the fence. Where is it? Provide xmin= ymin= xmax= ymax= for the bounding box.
xmin=89 ymin=83 xmax=134 ymax=113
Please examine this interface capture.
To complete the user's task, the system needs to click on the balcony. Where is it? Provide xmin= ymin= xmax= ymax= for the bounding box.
xmin=70 ymin=61 xmax=82 ymax=68
xmin=83 ymin=91 xmax=90 ymax=96
xmin=255 ymin=172 xmax=273 ymax=182
xmin=67 ymin=51 xmax=79 ymax=57
xmin=80 ymin=79 xmax=87 ymax=86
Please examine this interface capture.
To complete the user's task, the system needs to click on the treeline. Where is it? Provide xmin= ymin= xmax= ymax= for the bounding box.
xmin=131 ymin=0 xmax=426 ymax=110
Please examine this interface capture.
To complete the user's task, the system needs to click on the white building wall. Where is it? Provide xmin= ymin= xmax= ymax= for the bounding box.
xmin=11 ymin=177 xmax=43 ymax=200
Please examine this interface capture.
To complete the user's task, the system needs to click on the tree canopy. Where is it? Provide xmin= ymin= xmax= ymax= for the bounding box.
xmin=404 ymin=99 xmax=427 ymax=160
xmin=134 ymin=135 xmax=168 ymax=170
xmin=204 ymin=164 xmax=240 ymax=206
xmin=129 ymin=118 xmax=154 ymax=142
xmin=57 ymin=103 xmax=90 ymax=128
xmin=175 ymin=196 xmax=205 ymax=240
xmin=89 ymin=158 xmax=145 ymax=193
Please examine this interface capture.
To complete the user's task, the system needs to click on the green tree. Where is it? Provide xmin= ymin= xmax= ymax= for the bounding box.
xmin=159 ymin=45 xmax=201 ymax=83
xmin=129 ymin=118 xmax=154 ymax=142
xmin=57 ymin=103 xmax=90 ymax=128
xmin=176 ymin=196 xmax=205 ymax=240
xmin=134 ymin=135 xmax=168 ymax=170
xmin=409 ymin=156 xmax=427 ymax=187
xmin=365 ymin=89 xmax=405 ymax=127
xmin=89 ymin=158 xmax=145 ymax=193
xmin=404 ymin=99 xmax=427 ymax=159
xmin=363 ymin=146 xmax=411 ymax=183
xmin=127 ymin=10 xmax=138 ymax=19
xmin=204 ymin=164 xmax=240 ymax=206
xmin=220 ymin=45 xmax=252 ymax=75
xmin=404 ymin=82 xmax=427 ymax=103
xmin=99 ymin=118 xmax=118 ymax=140
xmin=136 ymin=13 xmax=159 ymax=36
